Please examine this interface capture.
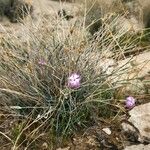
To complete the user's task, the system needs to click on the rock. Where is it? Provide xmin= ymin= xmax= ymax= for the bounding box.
xmin=0 ymin=0 xmax=33 ymax=23
xmin=102 ymin=128 xmax=112 ymax=135
xmin=42 ymin=142 xmax=48 ymax=149
xmin=122 ymin=103 xmax=150 ymax=143
xmin=122 ymin=122 xmax=139 ymax=143
xmin=119 ymin=51 xmax=150 ymax=79
xmin=124 ymin=144 xmax=150 ymax=150
xmin=112 ymin=51 xmax=150 ymax=95
xmin=129 ymin=103 xmax=150 ymax=142
xmin=58 ymin=9 xmax=73 ymax=20
xmin=82 ymin=0 xmax=150 ymax=34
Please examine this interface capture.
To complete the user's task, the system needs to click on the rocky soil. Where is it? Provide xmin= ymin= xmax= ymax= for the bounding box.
xmin=0 ymin=0 xmax=150 ymax=149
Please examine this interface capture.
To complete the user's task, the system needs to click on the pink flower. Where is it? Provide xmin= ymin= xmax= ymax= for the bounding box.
xmin=67 ymin=73 xmax=81 ymax=89
xmin=38 ymin=59 xmax=46 ymax=65
xmin=125 ymin=96 xmax=135 ymax=109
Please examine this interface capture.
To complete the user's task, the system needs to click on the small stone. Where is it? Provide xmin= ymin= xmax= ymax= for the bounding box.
xmin=42 ymin=142 xmax=48 ymax=149
xmin=102 ymin=128 xmax=111 ymax=135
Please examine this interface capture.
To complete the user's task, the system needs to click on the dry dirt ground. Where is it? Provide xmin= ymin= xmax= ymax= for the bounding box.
xmin=0 ymin=0 xmax=80 ymax=39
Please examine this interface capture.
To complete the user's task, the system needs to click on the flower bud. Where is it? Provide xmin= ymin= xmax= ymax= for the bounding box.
xmin=125 ymin=96 xmax=135 ymax=109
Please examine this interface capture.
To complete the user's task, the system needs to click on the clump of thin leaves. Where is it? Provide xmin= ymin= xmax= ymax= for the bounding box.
xmin=0 ymin=9 xmax=142 ymax=149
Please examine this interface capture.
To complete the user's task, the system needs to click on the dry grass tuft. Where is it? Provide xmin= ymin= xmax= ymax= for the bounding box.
xmin=0 ymin=1 xmax=149 ymax=149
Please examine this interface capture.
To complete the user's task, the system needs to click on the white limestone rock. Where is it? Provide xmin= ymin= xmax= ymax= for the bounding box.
xmin=124 ymin=144 xmax=150 ymax=150
xmin=122 ymin=103 xmax=150 ymax=143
